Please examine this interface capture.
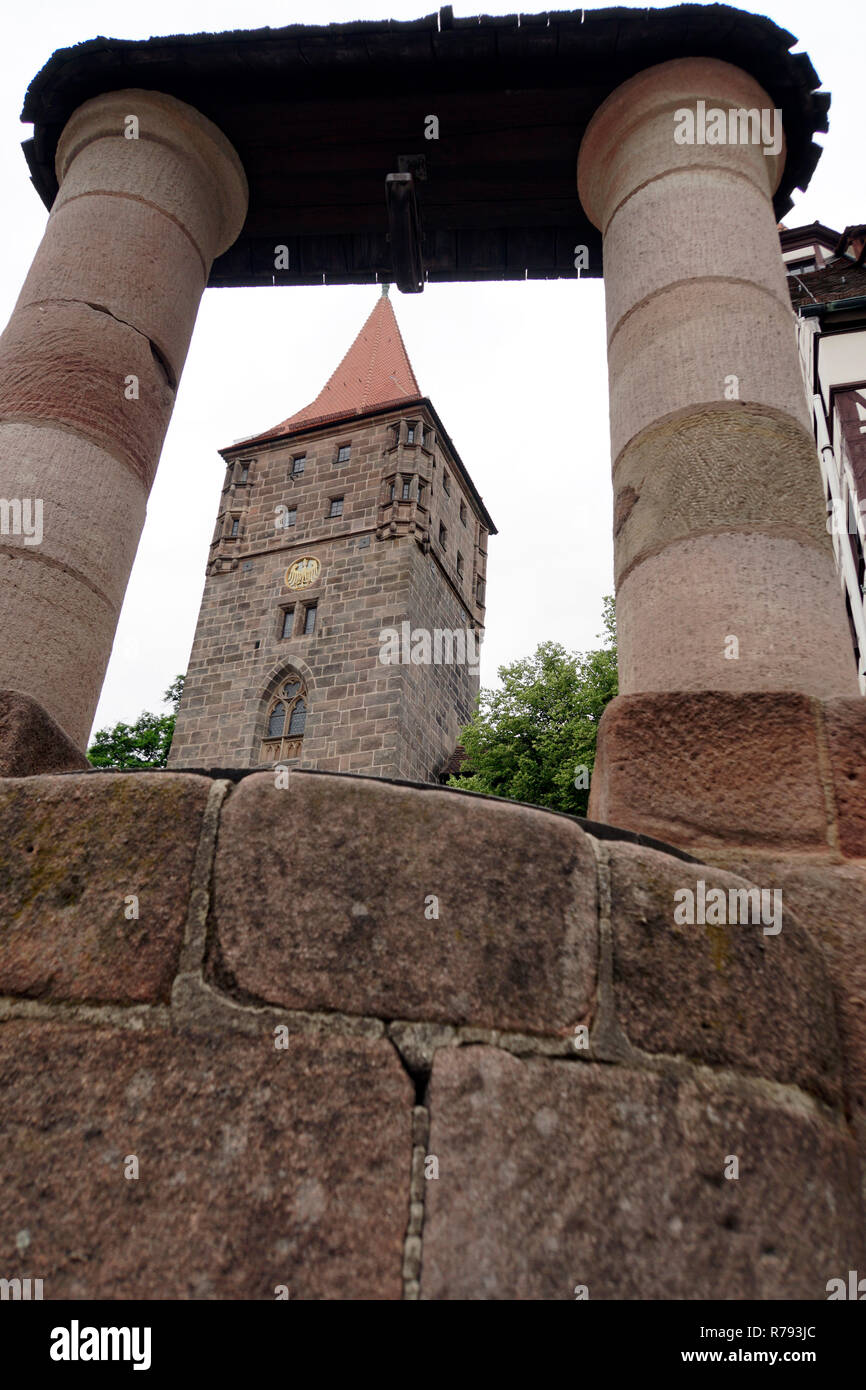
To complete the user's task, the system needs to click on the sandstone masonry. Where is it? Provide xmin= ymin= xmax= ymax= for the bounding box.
xmin=168 ymin=296 xmax=495 ymax=778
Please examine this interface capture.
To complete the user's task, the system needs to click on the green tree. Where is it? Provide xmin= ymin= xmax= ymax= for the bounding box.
xmin=448 ymin=597 xmax=617 ymax=815
xmin=87 ymin=675 xmax=185 ymax=769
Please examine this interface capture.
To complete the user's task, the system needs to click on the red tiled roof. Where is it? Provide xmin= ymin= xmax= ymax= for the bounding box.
xmin=234 ymin=291 xmax=423 ymax=447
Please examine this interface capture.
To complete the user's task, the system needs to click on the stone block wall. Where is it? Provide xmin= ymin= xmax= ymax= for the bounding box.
xmin=1 ymin=765 xmax=864 ymax=1299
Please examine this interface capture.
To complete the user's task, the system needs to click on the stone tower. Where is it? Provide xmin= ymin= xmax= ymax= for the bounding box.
xmin=168 ymin=289 xmax=495 ymax=777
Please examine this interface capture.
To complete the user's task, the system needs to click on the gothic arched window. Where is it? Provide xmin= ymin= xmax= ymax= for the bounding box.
xmin=261 ymin=674 xmax=308 ymax=763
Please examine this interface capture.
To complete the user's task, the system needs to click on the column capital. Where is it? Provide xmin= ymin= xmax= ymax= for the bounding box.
xmin=578 ymin=57 xmax=786 ymax=234
xmin=55 ymin=88 xmax=248 ymax=264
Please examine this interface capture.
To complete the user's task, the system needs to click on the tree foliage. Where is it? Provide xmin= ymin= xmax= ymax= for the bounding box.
xmin=87 ymin=675 xmax=185 ymax=769
xmin=448 ymin=597 xmax=617 ymax=815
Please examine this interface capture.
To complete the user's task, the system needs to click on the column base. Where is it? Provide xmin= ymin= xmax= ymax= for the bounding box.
xmin=0 ymin=690 xmax=90 ymax=777
xmin=588 ymin=692 xmax=866 ymax=857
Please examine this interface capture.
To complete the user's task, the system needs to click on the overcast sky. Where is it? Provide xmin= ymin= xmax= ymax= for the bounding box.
xmin=1 ymin=0 xmax=862 ymax=740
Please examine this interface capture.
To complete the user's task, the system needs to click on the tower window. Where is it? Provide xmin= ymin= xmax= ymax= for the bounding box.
xmin=389 ymin=482 xmax=396 ymax=502
xmin=443 ymin=472 xmax=451 ymax=496
xmin=288 ymin=697 xmax=307 ymax=736
xmin=261 ymin=673 xmax=308 ymax=763
xmin=238 ymin=463 xmax=250 ymax=484
xmin=401 ymin=478 xmax=412 ymax=501
xmin=292 ymin=455 xmax=306 ymax=477
xmin=329 ymin=497 xmax=344 ymax=518
xmin=439 ymin=522 xmax=448 ymax=550
xmin=267 ymin=702 xmax=286 ymax=738
xmin=281 ymin=607 xmax=295 ymax=639
xmin=337 ymin=444 xmax=351 ymax=463
xmin=229 ymin=517 xmax=240 ymax=538
xmin=460 ymin=500 xmax=467 ymax=525
xmin=457 ymin=552 xmax=464 ymax=580
xmin=304 ymin=602 xmax=318 ymax=635
xmin=406 ymin=425 xmax=416 ymax=445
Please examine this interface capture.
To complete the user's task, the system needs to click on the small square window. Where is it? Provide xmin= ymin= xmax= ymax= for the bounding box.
xmin=281 ymin=607 xmax=295 ymax=639
xmin=329 ymin=497 xmax=344 ymax=518
xmin=337 ymin=444 xmax=351 ymax=463
xmin=304 ymin=602 xmax=318 ymax=635
xmin=229 ymin=517 xmax=240 ymax=538
xmin=457 ymin=552 xmax=464 ymax=579
xmin=443 ymin=472 xmax=451 ymax=496
xmin=439 ymin=522 xmax=448 ymax=550
xmin=401 ymin=478 xmax=412 ymax=501
xmin=292 ymin=455 xmax=306 ymax=477
xmin=460 ymin=501 xmax=467 ymax=525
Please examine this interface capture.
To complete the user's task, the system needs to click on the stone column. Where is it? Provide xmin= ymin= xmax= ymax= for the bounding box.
xmin=577 ymin=57 xmax=857 ymax=699
xmin=0 ymin=90 xmax=248 ymax=753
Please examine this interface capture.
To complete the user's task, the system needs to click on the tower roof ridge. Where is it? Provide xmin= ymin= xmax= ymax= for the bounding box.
xmin=233 ymin=293 xmax=422 ymax=448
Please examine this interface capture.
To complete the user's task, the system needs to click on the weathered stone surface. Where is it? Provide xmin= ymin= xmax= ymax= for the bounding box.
xmin=0 ymin=548 xmax=119 ymax=750
xmin=0 ymin=300 xmax=175 ymax=488
xmin=615 ymin=534 xmax=855 ymax=699
xmin=607 ymin=843 xmax=841 ymax=1103
xmin=421 ymin=1048 xmax=863 ymax=1300
xmin=0 ymin=773 xmax=210 ymax=1004
xmin=55 ymin=89 xmax=249 ymax=268
xmin=0 ymin=1022 xmax=411 ymax=1298
xmin=212 ymin=772 xmax=598 ymax=1035
xmin=699 ymin=849 xmax=866 ymax=1193
xmin=612 ymin=407 xmax=829 ymax=581
xmin=578 ymin=58 xmax=785 ymax=233
xmin=0 ymin=691 xmax=89 ymax=776
xmin=823 ymin=699 xmax=866 ymax=859
xmin=588 ymin=692 xmax=831 ymax=851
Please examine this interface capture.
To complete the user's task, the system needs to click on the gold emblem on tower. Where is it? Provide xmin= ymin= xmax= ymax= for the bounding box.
xmin=285 ymin=556 xmax=320 ymax=590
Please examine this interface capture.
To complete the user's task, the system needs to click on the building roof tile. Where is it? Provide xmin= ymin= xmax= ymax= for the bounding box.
xmin=235 ymin=290 xmax=422 ymax=447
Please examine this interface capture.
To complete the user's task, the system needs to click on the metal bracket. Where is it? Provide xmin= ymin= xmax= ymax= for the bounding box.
xmin=385 ymin=172 xmax=424 ymax=294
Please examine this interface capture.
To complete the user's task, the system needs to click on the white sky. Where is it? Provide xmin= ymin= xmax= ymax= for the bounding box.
xmin=1 ymin=0 xmax=862 ymax=740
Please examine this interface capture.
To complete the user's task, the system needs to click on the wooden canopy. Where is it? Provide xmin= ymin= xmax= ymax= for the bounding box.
xmin=21 ymin=4 xmax=829 ymax=290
